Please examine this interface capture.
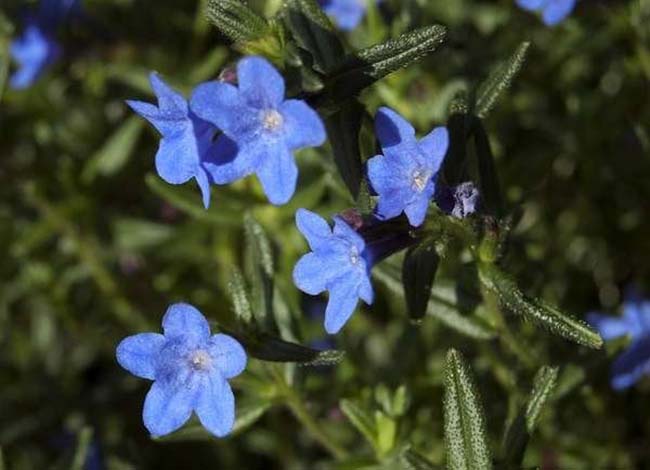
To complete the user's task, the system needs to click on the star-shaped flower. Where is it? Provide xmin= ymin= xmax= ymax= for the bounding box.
xmin=127 ymin=73 xmax=221 ymax=208
xmin=588 ymin=296 xmax=650 ymax=390
xmin=318 ymin=0 xmax=368 ymax=31
xmin=190 ymin=56 xmax=326 ymax=205
xmin=116 ymin=303 xmax=247 ymax=437
xmin=367 ymin=107 xmax=449 ymax=227
xmin=293 ymin=209 xmax=374 ymax=334
xmin=516 ymin=0 xmax=577 ymax=26
xmin=9 ymin=19 xmax=61 ymax=90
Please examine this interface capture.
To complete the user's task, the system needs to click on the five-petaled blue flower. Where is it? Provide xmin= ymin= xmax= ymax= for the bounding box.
xmin=190 ymin=56 xmax=326 ymax=205
xmin=116 ymin=303 xmax=247 ymax=437
xmin=516 ymin=0 xmax=576 ymax=26
xmin=9 ymin=18 xmax=61 ymax=90
xmin=293 ymin=209 xmax=374 ymax=334
xmin=367 ymin=107 xmax=449 ymax=227
xmin=588 ymin=296 xmax=650 ymax=390
xmin=127 ymin=73 xmax=220 ymax=209
xmin=319 ymin=0 xmax=368 ymax=31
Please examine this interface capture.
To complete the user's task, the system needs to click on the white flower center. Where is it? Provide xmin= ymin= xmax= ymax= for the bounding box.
xmin=349 ymin=247 xmax=361 ymax=266
xmin=189 ymin=350 xmax=212 ymax=371
xmin=261 ymin=109 xmax=284 ymax=131
xmin=411 ymin=169 xmax=430 ymax=192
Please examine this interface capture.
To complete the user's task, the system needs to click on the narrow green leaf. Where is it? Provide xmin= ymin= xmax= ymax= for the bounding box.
xmin=479 ymin=263 xmax=603 ymax=349
xmin=283 ymin=0 xmax=344 ymax=74
xmin=324 ymin=24 xmax=447 ymax=102
xmin=340 ymin=399 xmax=377 ymax=448
xmin=70 ymin=427 xmax=93 ymax=470
xmin=235 ymin=331 xmax=345 ymax=364
xmin=401 ymin=448 xmax=439 ymax=470
xmin=403 ymin=243 xmax=440 ymax=320
xmin=206 ymin=0 xmax=270 ymax=43
xmin=82 ymin=116 xmax=144 ymax=183
xmin=375 ymin=411 xmax=397 ymax=456
xmin=475 ymin=42 xmax=531 ymax=119
xmin=502 ymin=366 xmax=559 ymax=467
xmin=244 ymin=213 xmax=274 ymax=277
xmin=324 ymin=99 xmax=364 ymax=198
xmin=113 ymin=218 xmax=174 ymax=251
xmin=471 ymin=119 xmax=503 ymax=218
xmin=228 ymin=267 xmax=254 ymax=325
xmin=443 ymin=349 xmax=492 ymax=470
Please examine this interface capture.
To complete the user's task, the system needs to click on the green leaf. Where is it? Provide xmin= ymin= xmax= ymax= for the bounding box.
xmin=502 ymin=366 xmax=559 ymax=468
xmin=70 ymin=427 xmax=93 ymax=470
xmin=244 ymin=213 xmax=275 ymax=328
xmin=282 ymin=0 xmax=344 ymax=74
xmin=324 ymin=99 xmax=365 ymax=198
xmin=375 ymin=411 xmax=397 ymax=456
xmin=475 ymin=41 xmax=531 ymax=119
xmin=403 ymin=243 xmax=440 ymax=320
xmin=478 ymin=263 xmax=603 ymax=349
xmin=401 ymin=448 xmax=439 ymax=470
xmin=228 ymin=267 xmax=254 ymax=325
xmin=82 ymin=116 xmax=144 ymax=183
xmin=113 ymin=218 xmax=174 ymax=251
xmin=471 ymin=118 xmax=503 ymax=218
xmin=323 ymin=24 xmax=447 ymax=103
xmin=443 ymin=349 xmax=492 ymax=470
xmin=244 ymin=213 xmax=274 ymax=277
xmin=235 ymin=331 xmax=345 ymax=365
xmin=340 ymin=399 xmax=377 ymax=449
xmin=206 ymin=0 xmax=270 ymax=44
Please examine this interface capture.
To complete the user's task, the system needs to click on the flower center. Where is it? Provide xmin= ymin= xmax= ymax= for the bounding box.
xmin=411 ymin=169 xmax=430 ymax=192
xmin=349 ymin=246 xmax=361 ymax=266
xmin=189 ymin=350 xmax=212 ymax=371
xmin=261 ymin=109 xmax=284 ymax=131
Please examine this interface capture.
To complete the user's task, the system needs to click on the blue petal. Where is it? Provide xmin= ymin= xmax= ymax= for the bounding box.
xmin=324 ymin=273 xmax=361 ymax=334
xmin=375 ymin=107 xmax=416 ymax=150
xmin=190 ymin=81 xmax=249 ymax=135
xmin=358 ymin=275 xmax=374 ymax=305
xmin=195 ymin=371 xmax=235 ymax=437
xmin=203 ymin=135 xmax=250 ymax=185
xmin=333 ymin=217 xmax=365 ymax=252
xmin=208 ymin=334 xmax=247 ymax=379
xmin=255 ymin=145 xmax=298 ymax=205
xmin=367 ymin=155 xmax=402 ymax=194
xmin=116 ymin=333 xmax=166 ymax=380
xmin=149 ymin=72 xmax=188 ymax=116
xmin=280 ymin=100 xmax=327 ymax=149
xmin=321 ymin=0 xmax=366 ymax=31
xmin=154 ymin=133 xmax=197 ymax=184
xmin=404 ymin=194 xmax=431 ymax=227
xmin=295 ymin=208 xmax=333 ymax=252
xmin=587 ymin=313 xmax=630 ymax=341
xmin=294 ymin=252 xmax=349 ymax=295
xmin=542 ymin=0 xmax=576 ymax=26
xmin=611 ymin=336 xmax=650 ymax=390
xmin=237 ymin=56 xmax=285 ymax=108
xmin=143 ymin=379 xmax=196 ymax=437
xmin=516 ymin=0 xmax=546 ymax=11
xmin=418 ymin=126 xmax=449 ymax=172
xmin=195 ymin=166 xmax=212 ymax=209
xmin=623 ymin=300 xmax=650 ymax=339
xmin=162 ymin=303 xmax=211 ymax=343
xmin=375 ymin=187 xmax=414 ymax=220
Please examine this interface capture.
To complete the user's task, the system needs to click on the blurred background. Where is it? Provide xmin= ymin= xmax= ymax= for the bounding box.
xmin=0 ymin=0 xmax=649 ymax=468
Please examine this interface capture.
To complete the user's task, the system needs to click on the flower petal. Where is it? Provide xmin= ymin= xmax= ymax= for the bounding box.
xmin=375 ymin=187 xmax=413 ymax=221
xmin=155 ymin=133 xmax=197 ymax=185
xmin=237 ymin=56 xmax=285 ymax=108
xmin=333 ymin=217 xmax=365 ymax=252
xmin=208 ymin=334 xmax=247 ymax=379
xmin=280 ymin=100 xmax=326 ymax=149
xmin=149 ymin=72 xmax=188 ymax=116
xmin=195 ymin=371 xmax=235 ymax=437
xmin=418 ymin=126 xmax=449 ymax=172
xmin=294 ymin=252 xmax=349 ymax=296
xmin=404 ymin=193 xmax=431 ymax=227
xmin=542 ymin=0 xmax=576 ymax=26
xmin=162 ymin=303 xmax=211 ymax=343
xmin=611 ymin=337 xmax=650 ymax=390
xmin=587 ymin=313 xmax=630 ymax=341
xmin=195 ymin=166 xmax=212 ymax=209
xmin=142 ymin=379 xmax=196 ymax=437
xmin=516 ymin=0 xmax=545 ymax=11
xmin=203 ymin=135 xmax=251 ymax=185
xmin=324 ymin=274 xmax=361 ymax=334
xmin=323 ymin=0 xmax=366 ymax=31
xmin=367 ymin=155 xmax=402 ymax=194
xmin=255 ymin=145 xmax=298 ymax=205
xmin=358 ymin=275 xmax=374 ymax=305
xmin=190 ymin=81 xmax=249 ymax=135
xmin=116 ymin=333 xmax=166 ymax=380
xmin=295 ymin=208 xmax=333 ymax=252
xmin=375 ymin=107 xmax=416 ymax=150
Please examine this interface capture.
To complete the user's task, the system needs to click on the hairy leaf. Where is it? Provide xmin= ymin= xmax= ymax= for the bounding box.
xmin=403 ymin=243 xmax=440 ymax=320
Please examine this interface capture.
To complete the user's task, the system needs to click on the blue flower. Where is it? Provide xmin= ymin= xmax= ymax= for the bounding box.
xmin=516 ymin=0 xmax=577 ymax=26
xmin=190 ymin=56 xmax=326 ymax=205
xmin=319 ymin=0 xmax=368 ymax=31
xmin=9 ymin=19 xmax=61 ymax=89
xmin=293 ymin=209 xmax=374 ymax=334
xmin=116 ymin=303 xmax=247 ymax=437
xmin=588 ymin=296 xmax=650 ymax=390
xmin=367 ymin=107 xmax=449 ymax=227
xmin=127 ymin=73 xmax=222 ymax=209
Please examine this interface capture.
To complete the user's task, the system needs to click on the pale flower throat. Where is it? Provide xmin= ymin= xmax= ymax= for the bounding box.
xmin=261 ymin=109 xmax=284 ymax=131
xmin=411 ymin=168 xmax=430 ymax=192
xmin=189 ymin=350 xmax=213 ymax=371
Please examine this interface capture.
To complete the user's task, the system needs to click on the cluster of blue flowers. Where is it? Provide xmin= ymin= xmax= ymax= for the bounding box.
xmin=9 ymin=0 xmax=79 ymax=89
xmin=588 ymin=295 xmax=650 ymax=390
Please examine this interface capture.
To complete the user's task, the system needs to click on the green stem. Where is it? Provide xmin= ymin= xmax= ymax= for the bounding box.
xmin=71 ymin=427 xmax=93 ymax=470
xmin=270 ymin=366 xmax=348 ymax=460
